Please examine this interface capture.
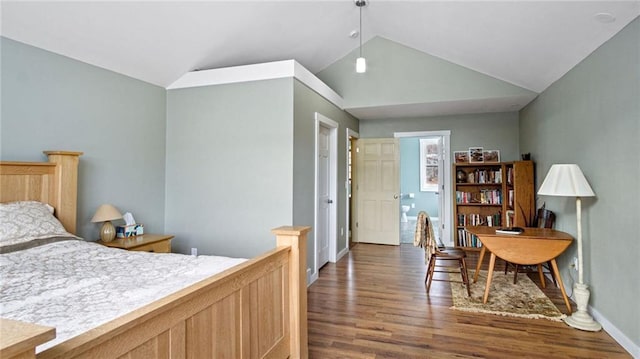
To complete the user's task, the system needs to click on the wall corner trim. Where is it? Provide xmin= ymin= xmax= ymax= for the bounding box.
xmin=166 ymin=59 xmax=344 ymax=109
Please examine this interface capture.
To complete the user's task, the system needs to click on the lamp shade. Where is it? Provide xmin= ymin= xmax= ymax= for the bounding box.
xmin=91 ymin=204 xmax=123 ymax=223
xmin=356 ymin=57 xmax=367 ymax=73
xmin=538 ymin=164 xmax=595 ymax=197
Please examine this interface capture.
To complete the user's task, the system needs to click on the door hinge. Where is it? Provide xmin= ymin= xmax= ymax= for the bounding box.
xmin=356 ymin=222 xmax=359 ymax=228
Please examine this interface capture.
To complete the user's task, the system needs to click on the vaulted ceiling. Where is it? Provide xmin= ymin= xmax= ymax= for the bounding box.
xmin=2 ymin=1 xmax=638 ymax=118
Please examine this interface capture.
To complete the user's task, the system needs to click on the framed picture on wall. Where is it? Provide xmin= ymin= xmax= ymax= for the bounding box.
xmin=469 ymin=147 xmax=484 ymax=163
xmin=454 ymin=151 xmax=468 ymax=163
xmin=483 ymin=150 xmax=500 ymax=162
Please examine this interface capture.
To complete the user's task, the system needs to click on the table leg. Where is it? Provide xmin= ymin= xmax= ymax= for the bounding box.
xmin=537 ymin=264 xmax=546 ymax=289
xmin=550 ymin=259 xmax=572 ymax=314
xmin=483 ymin=252 xmax=497 ymax=304
xmin=474 ymin=246 xmax=486 ymax=283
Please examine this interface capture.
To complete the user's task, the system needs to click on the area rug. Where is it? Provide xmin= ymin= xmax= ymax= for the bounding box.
xmin=449 ymin=270 xmax=566 ymax=321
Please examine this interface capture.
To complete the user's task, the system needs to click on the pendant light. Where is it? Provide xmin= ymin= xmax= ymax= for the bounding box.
xmin=355 ymin=0 xmax=367 ymax=73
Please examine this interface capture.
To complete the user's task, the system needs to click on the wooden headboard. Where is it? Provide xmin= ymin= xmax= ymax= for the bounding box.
xmin=0 ymin=151 xmax=82 ymax=234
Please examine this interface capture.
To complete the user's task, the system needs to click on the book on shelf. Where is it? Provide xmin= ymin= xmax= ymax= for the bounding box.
xmin=456 ymin=189 xmax=502 ymax=204
xmin=457 ymin=212 xmax=502 ymax=227
xmin=508 ymin=189 xmax=514 ymax=207
xmin=457 ymin=229 xmax=483 ymax=248
xmin=465 ymin=168 xmax=502 ymax=184
xmin=506 ymin=167 xmax=514 ymax=185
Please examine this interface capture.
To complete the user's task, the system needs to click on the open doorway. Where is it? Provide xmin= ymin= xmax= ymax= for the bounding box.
xmin=395 ymin=131 xmax=452 ymax=246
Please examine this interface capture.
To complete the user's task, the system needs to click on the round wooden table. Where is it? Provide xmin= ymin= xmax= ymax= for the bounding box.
xmin=465 ymin=226 xmax=573 ymax=314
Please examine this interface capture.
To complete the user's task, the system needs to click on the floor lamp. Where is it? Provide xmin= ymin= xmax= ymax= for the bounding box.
xmin=538 ymin=164 xmax=601 ymax=331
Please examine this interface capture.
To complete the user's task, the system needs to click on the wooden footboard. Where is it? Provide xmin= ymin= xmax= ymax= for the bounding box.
xmin=32 ymin=226 xmax=309 ymax=359
xmin=2 ymin=153 xmax=309 ymax=358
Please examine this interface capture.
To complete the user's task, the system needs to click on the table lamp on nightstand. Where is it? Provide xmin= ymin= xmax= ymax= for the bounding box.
xmin=91 ymin=204 xmax=123 ymax=243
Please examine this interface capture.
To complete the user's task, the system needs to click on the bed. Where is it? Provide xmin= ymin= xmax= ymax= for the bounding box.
xmin=0 ymin=151 xmax=309 ymax=359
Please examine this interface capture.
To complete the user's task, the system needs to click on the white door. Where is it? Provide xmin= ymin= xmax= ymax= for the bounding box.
xmin=355 ymin=138 xmax=400 ymax=245
xmin=317 ymin=125 xmax=331 ymax=268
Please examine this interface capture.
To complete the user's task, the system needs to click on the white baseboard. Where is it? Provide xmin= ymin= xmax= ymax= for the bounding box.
xmin=308 ymin=268 xmax=317 ymax=287
xmin=550 ymin=272 xmax=638 ymax=358
xmin=336 ymin=247 xmax=349 ymax=262
xmin=591 ymin=306 xmax=639 ymax=358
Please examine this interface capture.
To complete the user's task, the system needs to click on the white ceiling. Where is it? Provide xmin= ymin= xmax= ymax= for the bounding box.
xmin=2 ymin=1 xmax=639 ymax=115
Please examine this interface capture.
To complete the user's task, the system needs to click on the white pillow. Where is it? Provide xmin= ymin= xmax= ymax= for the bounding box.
xmin=0 ymin=201 xmax=74 ymax=247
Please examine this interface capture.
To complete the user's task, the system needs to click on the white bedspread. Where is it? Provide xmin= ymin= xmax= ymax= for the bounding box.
xmin=0 ymin=239 xmax=246 ymax=352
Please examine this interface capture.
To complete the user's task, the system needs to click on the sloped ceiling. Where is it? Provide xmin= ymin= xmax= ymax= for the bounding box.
xmin=1 ymin=1 xmax=639 ymax=119
xmin=317 ymin=37 xmax=539 ymax=119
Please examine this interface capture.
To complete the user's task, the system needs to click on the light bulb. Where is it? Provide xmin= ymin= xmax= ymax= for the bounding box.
xmin=356 ymin=57 xmax=367 ymax=73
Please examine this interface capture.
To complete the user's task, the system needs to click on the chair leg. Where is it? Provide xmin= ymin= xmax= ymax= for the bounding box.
xmin=426 ymin=257 xmax=436 ymax=292
xmin=513 ymin=264 xmax=519 ymax=284
xmin=425 ymin=256 xmax=435 ymax=284
xmin=458 ymin=259 xmax=466 ymax=286
xmin=460 ymin=257 xmax=471 ymax=297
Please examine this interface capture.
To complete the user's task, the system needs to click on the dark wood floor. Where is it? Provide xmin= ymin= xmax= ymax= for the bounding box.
xmin=307 ymin=243 xmax=630 ymax=359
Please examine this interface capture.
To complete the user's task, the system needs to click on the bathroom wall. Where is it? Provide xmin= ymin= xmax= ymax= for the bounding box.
xmin=399 ymin=137 xmax=438 ymax=217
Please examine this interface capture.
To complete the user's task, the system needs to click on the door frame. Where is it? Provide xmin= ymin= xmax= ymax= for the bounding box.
xmin=313 ymin=112 xmax=338 ymax=283
xmin=394 ymin=130 xmax=452 ymax=246
xmin=346 ymin=128 xmax=359 ymax=249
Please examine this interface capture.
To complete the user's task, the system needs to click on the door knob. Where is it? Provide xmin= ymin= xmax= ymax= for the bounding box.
xmin=393 ymin=194 xmax=399 ymax=199
xmin=327 ymin=199 xmax=333 ymax=204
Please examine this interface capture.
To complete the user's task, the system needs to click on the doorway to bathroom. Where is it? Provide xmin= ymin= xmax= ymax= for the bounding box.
xmin=395 ymin=131 xmax=451 ymax=246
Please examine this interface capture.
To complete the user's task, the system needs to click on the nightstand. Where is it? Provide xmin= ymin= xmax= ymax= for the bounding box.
xmin=96 ymin=234 xmax=174 ymax=253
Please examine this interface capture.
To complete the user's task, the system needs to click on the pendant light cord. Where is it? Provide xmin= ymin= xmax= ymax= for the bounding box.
xmin=359 ymin=4 xmax=363 ymax=57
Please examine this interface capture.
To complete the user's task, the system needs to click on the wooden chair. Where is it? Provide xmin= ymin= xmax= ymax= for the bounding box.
xmin=509 ymin=207 xmax=558 ymax=286
xmin=415 ymin=211 xmax=471 ymax=296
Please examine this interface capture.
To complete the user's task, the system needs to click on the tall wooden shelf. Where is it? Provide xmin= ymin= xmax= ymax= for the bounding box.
xmin=503 ymin=161 xmax=535 ymax=228
xmin=453 ymin=160 xmax=535 ymax=250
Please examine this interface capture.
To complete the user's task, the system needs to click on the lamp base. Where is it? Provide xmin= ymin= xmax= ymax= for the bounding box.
xmin=100 ymin=221 xmax=116 ymax=242
xmin=563 ymin=283 xmax=602 ymax=332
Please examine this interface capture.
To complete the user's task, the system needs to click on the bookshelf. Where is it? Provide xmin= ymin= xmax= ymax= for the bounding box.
xmin=453 ymin=161 xmax=535 ymax=250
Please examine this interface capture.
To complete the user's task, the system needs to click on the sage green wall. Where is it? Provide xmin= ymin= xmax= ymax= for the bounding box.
xmin=292 ymin=79 xmax=359 ymax=275
xmin=316 ymin=37 xmax=535 ymax=110
xmin=360 ymin=113 xmax=520 ymax=249
xmin=165 ymin=79 xmax=294 ymax=259
xmin=0 ymin=37 xmax=167 ymax=240
xmin=360 ymin=112 xmax=520 ymax=163
xmin=520 ymin=18 xmax=639 ymax=350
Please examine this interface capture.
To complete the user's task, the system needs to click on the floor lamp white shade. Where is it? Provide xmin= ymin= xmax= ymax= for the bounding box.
xmin=538 ymin=164 xmax=601 ymax=331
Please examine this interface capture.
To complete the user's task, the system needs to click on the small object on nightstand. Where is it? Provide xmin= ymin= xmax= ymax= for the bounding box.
xmin=91 ymin=204 xmax=123 ymax=243
xmin=116 ymin=223 xmax=144 ymax=238
xmin=116 ymin=224 xmax=136 ymax=238
xmin=117 ymin=212 xmax=143 ymax=238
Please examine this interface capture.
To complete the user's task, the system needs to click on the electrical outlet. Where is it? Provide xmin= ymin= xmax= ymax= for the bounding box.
xmin=191 ymin=247 xmax=198 ymax=256
xmin=571 ymin=257 xmax=579 ymax=271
